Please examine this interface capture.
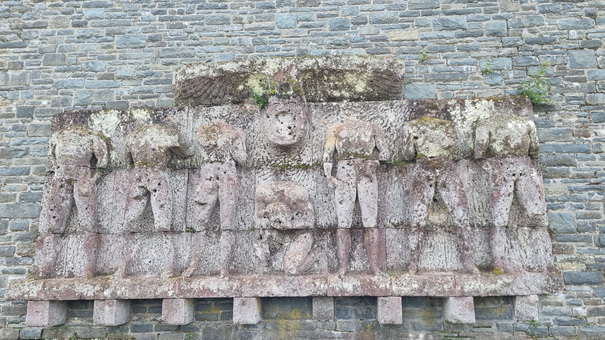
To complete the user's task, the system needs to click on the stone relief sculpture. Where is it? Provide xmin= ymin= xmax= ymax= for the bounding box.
xmin=254 ymin=181 xmax=318 ymax=274
xmin=184 ymin=122 xmax=247 ymax=277
xmin=402 ymin=117 xmax=478 ymax=274
xmin=36 ymin=126 xmax=109 ymax=277
xmin=124 ymin=124 xmax=191 ymax=232
xmin=474 ymin=115 xmax=551 ymax=273
xmin=323 ymin=117 xmax=388 ymax=275
xmin=262 ymin=97 xmax=308 ymax=147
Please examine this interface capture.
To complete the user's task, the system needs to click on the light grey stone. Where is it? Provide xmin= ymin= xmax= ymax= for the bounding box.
xmin=233 ymin=297 xmax=261 ymax=324
xmin=26 ymin=301 xmax=67 ymax=327
xmin=377 ymin=297 xmax=402 ymax=324
xmin=445 ymin=297 xmax=475 ymax=324
xmin=515 ymin=295 xmax=540 ymax=321
xmin=162 ymin=299 xmax=194 ymax=325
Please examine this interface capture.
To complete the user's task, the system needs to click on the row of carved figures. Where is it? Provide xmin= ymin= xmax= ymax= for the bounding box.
xmin=39 ymin=113 xmax=549 ymax=277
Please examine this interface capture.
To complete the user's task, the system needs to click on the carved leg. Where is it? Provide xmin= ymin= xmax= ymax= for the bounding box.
xmin=219 ymin=230 xmax=235 ymax=276
xmin=82 ymin=232 xmax=99 ymax=277
xmin=125 ymin=172 xmax=149 ymax=232
xmin=149 ymin=170 xmax=172 ymax=232
xmin=489 ymin=163 xmax=517 ymax=273
xmin=438 ymin=166 xmax=477 ymax=273
xmin=42 ymin=178 xmax=73 ymax=234
xmin=74 ymin=177 xmax=98 ymax=232
xmin=365 ymin=228 xmax=385 ymax=274
xmin=183 ymin=232 xmax=202 ymax=277
xmin=407 ymin=167 xmax=434 ymax=274
xmin=33 ymin=234 xmax=61 ymax=278
xmin=254 ymin=229 xmax=271 ymax=273
xmin=516 ymin=160 xmax=548 ymax=227
xmin=284 ymin=232 xmax=315 ymax=275
xmin=336 ymin=229 xmax=351 ymax=275
xmin=219 ymin=170 xmax=238 ymax=231
xmin=193 ymin=170 xmax=219 ymax=230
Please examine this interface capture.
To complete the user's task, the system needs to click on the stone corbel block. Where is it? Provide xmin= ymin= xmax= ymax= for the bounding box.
xmin=377 ymin=297 xmax=403 ymax=324
xmin=515 ymin=295 xmax=540 ymax=321
xmin=444 ymin=297 xmax=475 ymax=324
xmin=312 ymin=297 xmax=334 ymax=320
xmin=26 ymin=301 xmax=68 ymax=327
xmin=233 ymin=297 xmax=261 ymax=325
xmin=93 ymin=300 xmax=131 ymax=326
xmin=162 ymin=299 xmax=195 ymax=325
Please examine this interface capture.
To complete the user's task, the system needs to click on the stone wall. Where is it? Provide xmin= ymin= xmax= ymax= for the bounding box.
xmin=0 ymin=0 xmax=604 ymax=338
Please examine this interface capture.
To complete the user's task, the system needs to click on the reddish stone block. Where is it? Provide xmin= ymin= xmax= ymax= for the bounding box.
xmin=377 ymin=296 xmax=402 ymax=324
xmin=445 ymin=297 xmax=475 ymax=324
xmin=233 ymin=297 xmax=261 ymax=324
xmin=93 ymin=300 xmax=131 ymax=326
xmin=26 ymin=301 xmax=67 ymax=327
xmin=162 ymin=299 xmax=194 ymax=325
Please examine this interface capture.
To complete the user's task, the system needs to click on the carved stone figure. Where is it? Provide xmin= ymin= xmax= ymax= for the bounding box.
xmin=402 ymin=117 xmax=478 ymax=274
xmin=474 ymin=115 xmax=549 ymax=273
xmin=323 ymin=117 xmax=388 ymax=274
xmin=254 ymin=181 xmax=318 ymax=275
xmin=184 ymin=122 xmax=247 ymax=277
xmin=36 ymin=126 xmax=109 ymax=277
xmin=125 ymin=124 xmax=190 ymax=232
xmin=262 ymin=97 xmax=307 ymax=147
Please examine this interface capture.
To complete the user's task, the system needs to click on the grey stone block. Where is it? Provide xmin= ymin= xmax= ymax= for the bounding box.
xmin=444 ymin=297 xmax=475 ymax=324
xmin=27 ymin=123 xmax=51 ymax=137
xmin=328 ymin=18 xmax=350 ymax=31
xmin=569 ymin=50 xmax=597 ymax=69
xmin=206 ymin=15 xmax=230 ymax=25
xmin=377 ymin=297 xmax=402 ymax=324
xmin=587 ymin=70 xmax=605 ymax=81
xmin=515 ymin=295 xmax=539 ymax=321
xmin=26 ymin=301 xmax=68 ymax=327
xmin=369 ymin=12 xmax=398 ymax=25
xmin=548 ymin=212 xmax=576 ymax=233
xmin=233 ymin=298 xmax=261 ymax=325
xmin=433 ymin=17 xmax=467 ymax=30
xmin=55 ymin=79 xmax=85 ymax=89
xmin=83 ymin=61 xmax=107 ymax=72
xmin=408 ymin=0 xmax=438 ymax=9
xmin=42 ymin=54 xmax=66 ymax=66
xmin=563 ymin=271 xmax=603 ymax=285
xmin=586 ymin=94 xmax=605 ymax=105
xmin=19 ymin=328 xmax=42 ymax=340
xmin=0 ymin=203 xmax=41 ymax=218
xmin=116 ymin=35 xmax=147 ymax=49
xmin=94 ymin=300 xmax=131 ymax=326
xmin=0 ymin=328 xmax=20 ymax=340
xmin=558 ymin=18 xmax=595 ymax=30
xmin=16 ymin=106 xmax=34 ymax=118
xmin=312 ymin=297 xmax=334 ymax=320
xmin=83 ymin=8 xmax=105 ymax=19
xmin=162 ymin=299 xmax=194 ymax=325
xmin=405 ymin=84 xmax=435 ymax=99
xmin=276 ymin=14 xmax=297 ymax=29
xmin=485 ymin=20 xmax=507 ymax=36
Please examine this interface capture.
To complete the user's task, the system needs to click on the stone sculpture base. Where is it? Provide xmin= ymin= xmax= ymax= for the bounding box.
xmin=8 ymin=271 xmax=561 ymax=300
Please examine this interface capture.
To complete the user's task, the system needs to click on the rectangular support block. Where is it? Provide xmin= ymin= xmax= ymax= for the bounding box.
xmin=233 ymin=297 xmax=261 ymax=325
xmin=26 ymin=301 xmax=68 ymax=327
xmin=515 ymin=295 xmax=540 ymax=321
xmin=93 ymin=300 xmax=131 ymax=326
xmin=162 ymin=299 xmax=194 ymax=325
xmin=377 ymin=296 xmax=403 ymax=324
xmin=445 ymin=297 xmax=475 ymax=324
xmin=312 ymin=297 xmax=334 ymax=320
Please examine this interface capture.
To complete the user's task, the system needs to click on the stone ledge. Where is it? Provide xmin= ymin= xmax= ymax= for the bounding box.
xmin=7 ymin=271 xmax=562 ymax=301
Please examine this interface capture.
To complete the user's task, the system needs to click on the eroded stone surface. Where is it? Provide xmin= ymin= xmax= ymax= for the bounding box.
xmin=16 ymin=96 xmax=560 ymax=305
xmin=377 ymin=297 xmax=403 ymax=324
xmin=173 ymin=57 xmax=404 ymax=106
xmin=162 ymin=299 xmax=194 ymax=325
xmin=514 ymin=295 xmax=540 ymax=321
xmin=233 ymin=297 xmax=261 ymax=325
xmin=26 ymin=301 xmax=67 ymax=327
xmin=444 ymin=297 xmax=475 ymax=324
xmin=93 ymin=300 xmax=130 ymax=326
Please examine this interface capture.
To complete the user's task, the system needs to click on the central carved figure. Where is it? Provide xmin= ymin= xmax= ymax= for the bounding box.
xmin=323 ymin=117 xmax=388 ymax=274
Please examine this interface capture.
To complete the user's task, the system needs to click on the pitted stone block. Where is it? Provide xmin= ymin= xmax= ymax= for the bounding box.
xmin=515 ymin=295 xmax=540 ymax=321
xmin=377 ymin=297 xmax=402 ymax=324
xmin=162 ymin=299 xmax=195 ymax=325
xmin=26 ymin=301 xmax=67 ymax=327
xmin=233 ymin=297 xmax=261 ymax=325
xmin=93 ymin=300 xmax=131 ymax=326
xmin=444 ymin=297 xmax=475 ymax=324
xmin=312 ymin=297 xmax=334 ymax=320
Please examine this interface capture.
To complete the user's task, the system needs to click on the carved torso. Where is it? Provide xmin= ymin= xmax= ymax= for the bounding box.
xmin=196 ymin=122 xmax=246 ymax=164
xmin=126 ymin=125 xmax=180 ymax=169
xmin=403 ymin=117 xmax=458 ymax=161
xmin=332 ymin=120 xmax=380 ymax=160
xmin=50 ymin=127 xmax=107 ymax=179
xmin=475 ymin=116 xmax=539 ymax=159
